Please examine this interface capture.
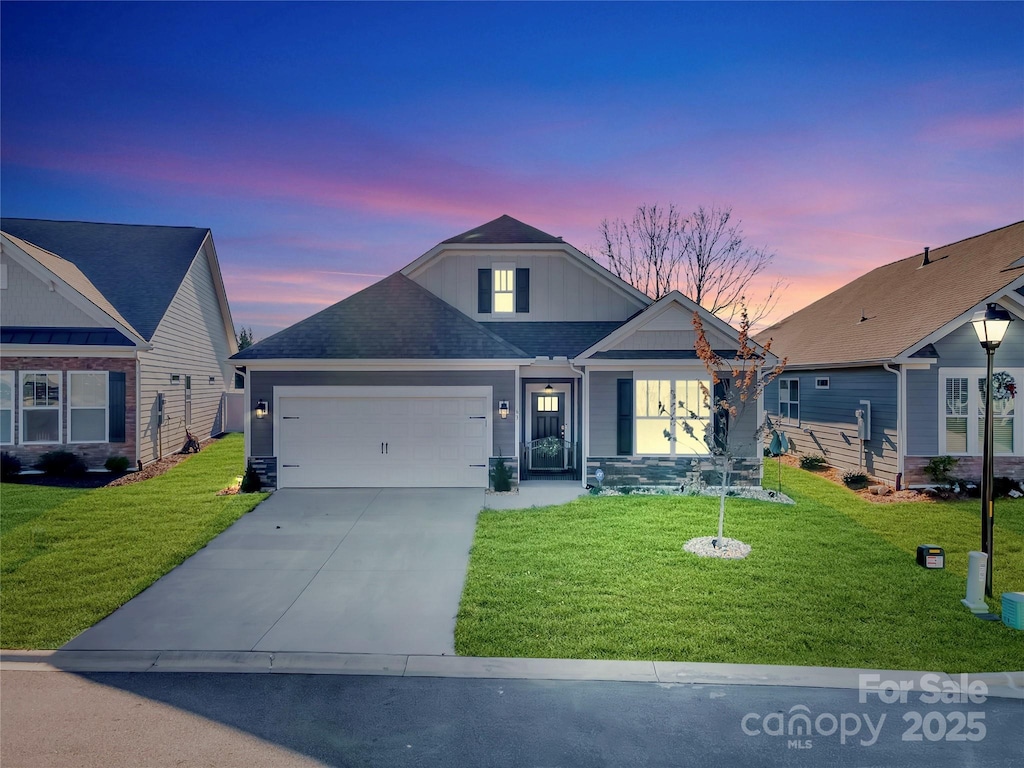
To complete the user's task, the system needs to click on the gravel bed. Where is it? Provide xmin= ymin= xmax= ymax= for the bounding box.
xmin=597 ymin=485 xmax=794 ymax=504
xmin=683 ymin=536 xmax=752 ymax=559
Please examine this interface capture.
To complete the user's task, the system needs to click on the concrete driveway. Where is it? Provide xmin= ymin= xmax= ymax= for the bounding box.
xmin=63 ymin=489 xmax=481 ymax=656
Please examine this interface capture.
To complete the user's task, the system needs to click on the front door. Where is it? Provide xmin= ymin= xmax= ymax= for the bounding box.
xmin=532 ymin=392 xmax=565 ymax=469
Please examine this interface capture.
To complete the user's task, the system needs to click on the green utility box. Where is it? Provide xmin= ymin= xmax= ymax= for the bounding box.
xmin=916 ymin=545 xmax=944 ymax=569
xmin=1002 ymin=593 xmax=1024 ymax=630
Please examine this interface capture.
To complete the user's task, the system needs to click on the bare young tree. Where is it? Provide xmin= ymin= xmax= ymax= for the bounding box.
xmin=597 ymin=203 xmax=685 ymax=300
xmin=680 ymin=205 xmax=783 ymax=325
xmin=596 ymin=203 xmax=783 ymax=324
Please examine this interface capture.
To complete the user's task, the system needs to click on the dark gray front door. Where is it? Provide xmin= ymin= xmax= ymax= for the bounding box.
xmin=532 ymin=392 xmax=565 ymax=469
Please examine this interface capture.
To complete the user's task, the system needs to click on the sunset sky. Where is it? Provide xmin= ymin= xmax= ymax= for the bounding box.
xmin=2 ymin=2 xmax=1021 ymax=340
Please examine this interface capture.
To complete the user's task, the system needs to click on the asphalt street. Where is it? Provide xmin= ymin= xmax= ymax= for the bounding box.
xmin=2 ymin=671 xmax=1021 ymax=767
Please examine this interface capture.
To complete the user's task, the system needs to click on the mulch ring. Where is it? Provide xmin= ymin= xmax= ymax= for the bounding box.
xmin=777 ymin=454 xmax=933 ymax=504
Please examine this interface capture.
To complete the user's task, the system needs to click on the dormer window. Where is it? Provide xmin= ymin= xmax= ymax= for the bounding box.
xmin=478 ymin=266 xmax=530 ymax=315
xmin=493 ymin=265 xmax=515 ymax=313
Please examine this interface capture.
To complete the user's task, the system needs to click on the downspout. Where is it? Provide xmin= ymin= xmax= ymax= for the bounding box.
xmin=569 ymin=360 xmax=587 ymax=487
xmin=883 ymin=363 xmax=903 ymax=489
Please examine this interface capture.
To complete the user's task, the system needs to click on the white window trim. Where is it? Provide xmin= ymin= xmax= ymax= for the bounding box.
xmin=634 ymin=375 xmax=711 ymax=456
xmin=68 ymin=370 xmax=109 ymax=444
xmin=492 ymin=263 xmax=515 ymax=315
xmin=779 ymin=377 xmax=800 ymax=425
xmin=938 ymin=367 xmax=1022 ymax=457
xmin=0 ymin=371 xmax=13 ymax=445
xmin=815 ymin=377 xmax=830 ymax=390
xmin=20 ymin=371 xmax=61 ymax=445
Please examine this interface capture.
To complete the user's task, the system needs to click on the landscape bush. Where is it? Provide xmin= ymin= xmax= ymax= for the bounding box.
xmin=35 ymin=450 xmax=87 ymax=477
xmin=799 ymin=455 xmax=828 ymax=471
xmin=104 ymin=455 xmax=131 ymax=474
xmin=1 ymin=451 xmax=22 ymax=481
xmin=240 ymin=462 xmax=262 ymax=493
xmin=841 ymin=471 xmax=870 ymax=490
xmin=490 ymin=457 xmax=512 ymax=492
xmin=923 ymin=455 xmax=959 ymax=486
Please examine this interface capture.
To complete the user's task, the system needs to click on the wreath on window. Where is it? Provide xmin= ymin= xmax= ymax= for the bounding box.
xmin=991 ymin=371 xmax=1017 ymax=401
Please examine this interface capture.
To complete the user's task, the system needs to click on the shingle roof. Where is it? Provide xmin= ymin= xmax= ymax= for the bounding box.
xmin=232 ymin=272 xmax=530 ymax=360
xmin=589 ymin=349 xmax=738 ymax=360
xmin=755 ymin=222 xmax=1024 ymax=366
xmin=1 ymin=327 xmax=135 ymax=346
xmin=480 ymin=322 xmax=625 ymax=358
xmin=1 ymin=219 xmax=209 ymax=340
xmin=442 ymin=214 xmax=563 ymax=245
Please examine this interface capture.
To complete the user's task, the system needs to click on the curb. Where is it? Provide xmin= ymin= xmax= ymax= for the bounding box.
xmin=2 ymin=650 xmax=1021 ymax=699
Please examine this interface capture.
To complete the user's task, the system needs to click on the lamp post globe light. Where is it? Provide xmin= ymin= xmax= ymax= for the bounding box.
xmin=970 ymin=302 xmax=1012 ymax=598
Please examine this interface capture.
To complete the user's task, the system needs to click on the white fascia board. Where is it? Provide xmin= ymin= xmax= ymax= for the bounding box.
xmin=580 ymin=359 xmax=711 ymax=371
xmin=0 ymin=344 xmax=140 ymax=358
xmin=200 ymin=232 xmax=240 ymax=356
xmin=1 ymin=234 xmax=151 ymax=349
xmin=400 ymin=241 xmax=652 ymax=308
xmin=237 ymin=358 xmax=531 ymax=371
xmin=275 ymin=385 xmax=492 ymax=399
xmin=898 ymin=276 xmax=1024 ymax=359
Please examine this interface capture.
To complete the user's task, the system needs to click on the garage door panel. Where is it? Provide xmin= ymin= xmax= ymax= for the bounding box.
xmin=278 ymin=394 xmax=489 ymax=488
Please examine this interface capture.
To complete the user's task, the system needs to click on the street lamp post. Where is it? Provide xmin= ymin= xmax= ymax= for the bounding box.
xmin=971 ymin=302 xmax=1012 ymax=598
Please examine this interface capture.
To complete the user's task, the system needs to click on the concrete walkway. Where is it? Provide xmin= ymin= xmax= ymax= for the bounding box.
xmin=63 ymin=488 xmax=481 ymax=656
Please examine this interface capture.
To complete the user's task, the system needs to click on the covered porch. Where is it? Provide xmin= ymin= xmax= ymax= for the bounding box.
xmin=519 ymin=375 xmax=583 ymax=482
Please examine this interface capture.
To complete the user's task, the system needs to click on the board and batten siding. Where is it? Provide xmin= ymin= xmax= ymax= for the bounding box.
xmin=411 ymin=251 xmax=644 ymax=322
xmin=138 ymin=242 xmax=234 ymax=464
xmin=906 ymin=320 xmax=1024 ymax=457
xmin=764 ymin=367 xmax=899 ymax=483
xmin=0 ymin=253 xmax=102 ymax=328
xmin=248 ymin=369 xmax=516 ymax=459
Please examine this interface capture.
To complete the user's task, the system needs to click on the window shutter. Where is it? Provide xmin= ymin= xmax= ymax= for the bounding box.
xmin=617 ymin=378 xmax=633 ymax=455
xmin=515 ymin=268 xmax=530 ymax=313
xmin=713 ymin=380 xmax=730 ymax=452
xmin=477 ymin=269 xmax=492 ymax=314
xmin=108 ymin=371 xmax=126 ymax=443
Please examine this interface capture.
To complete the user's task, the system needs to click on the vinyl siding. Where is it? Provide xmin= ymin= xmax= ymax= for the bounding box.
xmin=764 ymin=367 xmax=899 ymax=483
xmin=412 ymin=251 xmax=645 ymax=322
xmin=0 ymin=253 xmax=101 ymax=328
xmin=138 ymin=241 xmax=234 ymax=463
xmin=906 ymin=320 xmax=1024 ymax=457
xmin=248 ymin=370 xmax=515 ymax=458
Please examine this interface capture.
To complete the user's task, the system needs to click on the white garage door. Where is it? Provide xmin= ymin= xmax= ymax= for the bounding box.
xmin=276 ymin=387 xmax=490 ymax=488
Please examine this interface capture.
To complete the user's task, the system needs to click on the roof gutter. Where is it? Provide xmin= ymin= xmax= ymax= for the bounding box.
xmin=883 ymin=363 xmax=904 ymax=489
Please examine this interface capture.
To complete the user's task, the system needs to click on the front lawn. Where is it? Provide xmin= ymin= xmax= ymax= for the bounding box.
xmin=456 ymin=463 xmax=1024 ymax=672
xmin=0 ymin=434 xmax=267 ymax=648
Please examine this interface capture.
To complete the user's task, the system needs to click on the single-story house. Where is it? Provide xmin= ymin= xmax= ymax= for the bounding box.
xmin=0 ymin=219 xmax=239 ymax=470
xmin=755 ymin=221 xmax=1024 ymax=487
xmin=233 ymin=215 xmax=771 ymax=490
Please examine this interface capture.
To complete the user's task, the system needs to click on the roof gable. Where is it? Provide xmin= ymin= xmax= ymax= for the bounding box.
xmin=755 ymin=221 xmax=1024 ymax=366
xmin=0 ymin=218 xmax=209 ymax=340
xmin=233 ymin=272 xmax=530 ymax=360
xmin=442 ymin=214 xmax=563 ymax=245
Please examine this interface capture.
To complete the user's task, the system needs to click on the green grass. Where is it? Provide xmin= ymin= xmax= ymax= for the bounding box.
xmin=456 ymin=462 xmax=1024 ymax=672
xmin=0 ymin=434 xmax=267 ymax=648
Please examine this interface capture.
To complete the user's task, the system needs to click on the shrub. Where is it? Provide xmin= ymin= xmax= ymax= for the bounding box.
xmin=104 ymin=455 xmax=131 ymax=474
xmin=923 ymin=456 xmax=958 ymax=486
xmin=1 ymin=451 xmax=22 ymax=481
xmin=35 ymin=450 xmax=87 ymax=477
xmin=240 ymin=463 xmax=262 ymax=493
xmin=490 ymin=457 xmax=512 ymax=492
xmin=842 ymin=471 xmax=870 ymax=490
xmin=799 ymin=455 xmax=828 ymax=471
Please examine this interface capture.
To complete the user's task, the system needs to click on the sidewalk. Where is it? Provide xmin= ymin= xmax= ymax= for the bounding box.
xmin=3 ymin=649 xmax=1021 ymax=699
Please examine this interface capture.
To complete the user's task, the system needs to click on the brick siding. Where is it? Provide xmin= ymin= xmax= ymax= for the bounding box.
xmin=587 ymin=456 xmax=761 ymax=488
xmin=905 ymin=455 xmax=1024 ymax=486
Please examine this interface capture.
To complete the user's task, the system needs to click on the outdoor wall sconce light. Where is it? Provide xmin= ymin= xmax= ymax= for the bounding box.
xmin=255 ymin=399 xmax=269 ymax=419
xmin=971 ymin=302 xmax=1012 ymax=599
xmin=498 ymin=400 xmax=510 ymax=419
xmin=544 ymin=383 xmax=554 ymax=393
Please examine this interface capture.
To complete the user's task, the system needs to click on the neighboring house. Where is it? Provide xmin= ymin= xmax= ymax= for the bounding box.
xmin=755 ymin=221 xmax=1024 ymax=487
xmin=232 ymin=215 xmax=770 ymax=490
xmin=0 ymin=219 xmax=239 ymax=470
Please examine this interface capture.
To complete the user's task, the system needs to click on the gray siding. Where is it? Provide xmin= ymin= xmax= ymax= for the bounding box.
xmin=412 ymin=251 xmax=645 ymax=322
xmin=249 ymin=369 xmax=515 ymax=458
xmin=764 ymin=367 xmax=899 ymax=483
xmin=138 ymin=242 xmax=234 ymax=463
xmin=0 ymin=253 xmax=101 ymax=328
xmin=589 ymin=370 xmax=629 ymax=455
xmin=906 ymin=319 xmax=1024 ymax=459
